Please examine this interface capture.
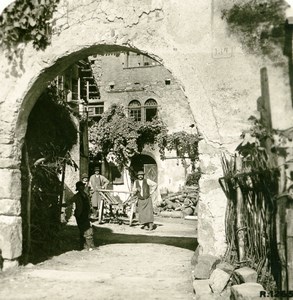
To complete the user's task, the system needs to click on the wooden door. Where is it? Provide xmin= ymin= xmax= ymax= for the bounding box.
xmin=144 ymin=164 xmax=157 ymax=182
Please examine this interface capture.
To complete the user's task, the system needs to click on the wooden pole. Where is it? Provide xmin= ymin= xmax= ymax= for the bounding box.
xmin=236 ymin=155 xmax=245 ymax=262
xmin=286 ymin=203 xmax=293 ymax=290
xmin=24 ymin=142 xmax=32 ymax=264
xmin=260 ymin=67 xmax=272 ymax=130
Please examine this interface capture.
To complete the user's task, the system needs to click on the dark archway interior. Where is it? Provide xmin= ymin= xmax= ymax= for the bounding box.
xmin=130 ymin=154 xmax=156 ymax=173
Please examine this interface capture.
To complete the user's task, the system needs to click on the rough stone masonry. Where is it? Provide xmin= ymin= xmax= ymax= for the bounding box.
xmin=0 ymin=0 xmax=292 ymax=269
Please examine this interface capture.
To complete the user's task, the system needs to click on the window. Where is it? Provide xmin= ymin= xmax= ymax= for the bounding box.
xmin=88 ymin=102 xmax=104 ymax=117
xmin=128 ymin=99 xmax=158 ymax=122
xmin=128 ymin=100 xmax=142 ymax=121
xmin=144 ymin=99 xmax=158 ymax=121
xmin=124 ymin=52 xmax=160 ymax=68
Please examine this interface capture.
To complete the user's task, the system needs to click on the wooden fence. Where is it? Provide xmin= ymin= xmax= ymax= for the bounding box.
xmin=219 ymin=154 xmax=281 ymax=291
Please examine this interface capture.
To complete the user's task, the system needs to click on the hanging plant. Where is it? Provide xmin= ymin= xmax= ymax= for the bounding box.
xmin=89 ymin=104 xmax=168 ymax=170
xmin=89 ymin=104 xmax=202 ymax=172
xmin=0 ymin=0 xmax=60 ymax=62
xmin=159 ymin=131 xmax=201 ymax=171
xmin=221 ymin=0 xmax=287 ymax=62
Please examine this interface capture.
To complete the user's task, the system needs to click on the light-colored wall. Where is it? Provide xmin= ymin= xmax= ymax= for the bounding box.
xmin=0 ymin=0 xmax=292 ymax=267
xmin=92 ymin=53 xmax=195 ymax=132
xmin=90 ymin=53 xmax=195 ymax=193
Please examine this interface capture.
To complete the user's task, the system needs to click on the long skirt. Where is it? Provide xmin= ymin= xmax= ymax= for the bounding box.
xmin=137 ymin=197 xmax=154 ymax=224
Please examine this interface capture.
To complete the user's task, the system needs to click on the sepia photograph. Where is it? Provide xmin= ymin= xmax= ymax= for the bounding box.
xmin=0 ymin=0 xmax=292 ymax=299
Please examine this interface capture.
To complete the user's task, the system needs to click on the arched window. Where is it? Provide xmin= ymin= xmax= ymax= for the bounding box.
xmin=144 ymin=99 xmax=158 ymax=121
xmin=128 ymin=99 xmax=158 ymax=122
xmin=128 ymin=100 xmax=142 ymax=121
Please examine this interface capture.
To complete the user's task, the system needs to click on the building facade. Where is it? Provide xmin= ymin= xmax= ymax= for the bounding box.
xmin=87 ymin=52 xmax=196 ymax=199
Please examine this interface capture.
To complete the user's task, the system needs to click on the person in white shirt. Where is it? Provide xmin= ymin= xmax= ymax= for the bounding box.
xmin=132 ymin=170 xmax=157 ymax=231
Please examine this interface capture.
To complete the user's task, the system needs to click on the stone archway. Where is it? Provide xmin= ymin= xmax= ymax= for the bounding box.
xmin=2 ymin=0 xmax=291 ymax=270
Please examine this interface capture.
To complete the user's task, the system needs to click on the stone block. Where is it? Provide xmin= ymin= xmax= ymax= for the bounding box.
xmin=193 ymin=279 xmax=212 ymax=299
xmin=0 ymin=159 xmax=20 ymax=169
xmin=235 ymin=267 xmax=258 ymax=283
xmin=0 ymin=144 xmax=14 ymax=159
xmin=193 ymin=279 xmax=231 ymax=300
xmin=200 ymin=179 xmax=220 ymax=194
xmin=209 ymin=268 xmax=231 ymax=293
xmin=231 ymin=283 xmax=264 ymax=300
xmin=191 ymin=245 xmax=202 ymax=266
xmin=0 ymin=169 xmax=21 ymax=200
xmin=0 ymin=216 xmax=22 ymax=259
xmin=0 ymin=199 xmax=21 ymax=216
xmin=193 ymin=254 xmax=221 ymax=279
xmin=3 ymin=259 xmax=19 ymax=271
xmin=216 ymin=261 xmax=235 ymax=275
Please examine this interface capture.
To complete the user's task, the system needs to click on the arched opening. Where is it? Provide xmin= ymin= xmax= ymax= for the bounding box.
xmin=11 ymin=44 xmax=198 ymax=265
xmin=130 ymin=153 xmax=157 ymax=183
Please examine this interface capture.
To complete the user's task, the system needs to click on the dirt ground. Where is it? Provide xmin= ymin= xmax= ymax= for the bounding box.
xmin=0 ymin=217 xmax=197 ymax=300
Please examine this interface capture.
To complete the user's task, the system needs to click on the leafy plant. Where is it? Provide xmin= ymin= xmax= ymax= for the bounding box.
xmin=89 ymin=104 xmax=168 ymax=170
xmin=158 ymin=131 xmax=201 ymax=171
xmin=185 ymin=171 xmax=201 ymax=186
xmin=236 ymin=115 xmax=274 ymax=170
xmin=0 ymin=0 xmax=59 ymax=61
xmin=89 ymin=104 xmax=202 ymax=172
xmin=222 ymin=0 xmax=287 ymax=61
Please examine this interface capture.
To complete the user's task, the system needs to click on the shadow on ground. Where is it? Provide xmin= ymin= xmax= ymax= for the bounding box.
xmin=94 ymin=225 xmax=198 ymax=251
xmin=26 ymin=219 xmax=198 ymax=265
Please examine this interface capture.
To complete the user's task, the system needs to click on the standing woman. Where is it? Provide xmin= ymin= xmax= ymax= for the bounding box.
xmin=89 ymin=167 xmax=109 ymax=218
xmin=132 ymin=170 xmax=157 ymax=231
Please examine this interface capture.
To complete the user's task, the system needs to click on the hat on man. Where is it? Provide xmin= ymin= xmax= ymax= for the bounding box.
xmin=94 ymin=167 xmax=100 ymax=171
xmin=81 ymin=173 xmax=88 ymax=179
xmin=75 ymin=181 xmax=85 ymax=191
xmin=137 ymin=170 xmax=145 ymax=176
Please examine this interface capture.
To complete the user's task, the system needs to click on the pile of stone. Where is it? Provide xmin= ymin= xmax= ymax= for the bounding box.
xmin=191 ymin=250 xmax=267 ymax=300
xmin=156 ymin=186 xmax=198 ymax=218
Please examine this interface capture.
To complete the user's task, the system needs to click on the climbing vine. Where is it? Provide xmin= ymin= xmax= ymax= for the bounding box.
xmin=236 ymin=115 xmax=274 ymax=170
xmin=0 ymin=0 xmax=59 ymax=58
xmin=222 ymin=0 xmax=287 ymax=61
xmin=89 ymin=104 xmax=168 ymax=170
xmin=89 ymin=104 xmax=201 ymax=172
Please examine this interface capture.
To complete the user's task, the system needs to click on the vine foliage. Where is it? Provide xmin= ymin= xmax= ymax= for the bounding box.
xmin=89 ymin=104 xmax=168 ymax=170
xmin=222 ymin=0 xmax=287 ymax=61
xmin=89 ymin=104 xmax=201 ymax=172
xmin=0 ymin=0 xmax=59 ymax=57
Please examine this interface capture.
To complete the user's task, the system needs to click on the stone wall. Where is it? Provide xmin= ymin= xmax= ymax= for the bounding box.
xmin=0 ymin=0 xmax=292 ymax=267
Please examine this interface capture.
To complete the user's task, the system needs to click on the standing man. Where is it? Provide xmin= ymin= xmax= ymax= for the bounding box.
xmin=63 ymin=181 xmax=95 ymax=251
xmin=132 ymin=170 xmax=157 ymax=231
xmin=81 ymin=173 xmax=90 ymax=196
xmin=89 ymin=167 xmax=109 ymax=218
